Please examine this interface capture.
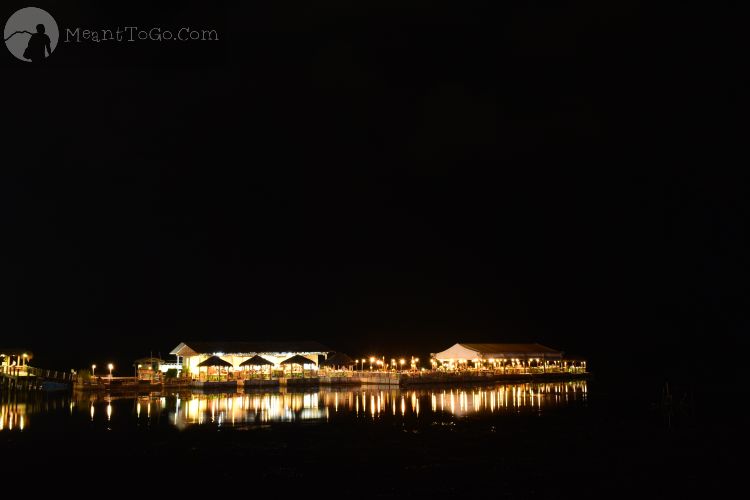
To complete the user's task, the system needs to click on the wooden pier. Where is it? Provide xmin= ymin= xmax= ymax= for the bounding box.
xmin=1 ymin=366 xmax=73 ymax=392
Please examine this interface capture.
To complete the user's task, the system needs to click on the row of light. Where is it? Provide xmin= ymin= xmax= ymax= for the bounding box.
xmin=354 ymin=356 xmax=421 ymax=370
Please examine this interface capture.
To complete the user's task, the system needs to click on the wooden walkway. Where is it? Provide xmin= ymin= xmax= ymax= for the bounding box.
xmin=0 ymin=366 xmax=73 ymax=392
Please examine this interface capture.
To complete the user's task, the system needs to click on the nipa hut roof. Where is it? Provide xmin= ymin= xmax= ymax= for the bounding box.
xmin=280 ymin=354 xmax=316 ymax=366
xmin=197 ymin=355 xmax=233 ymax=367
xmin=240 ymin=355 xmax=274 ymax=367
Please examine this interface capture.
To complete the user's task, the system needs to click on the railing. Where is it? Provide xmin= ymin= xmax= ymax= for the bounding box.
xmin=1 ymin=365 xmax=73 ymax=382
xmin=28 ymin=366 xmax=74 ymax=381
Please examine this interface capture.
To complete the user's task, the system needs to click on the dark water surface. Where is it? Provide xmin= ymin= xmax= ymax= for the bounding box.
xmin=0 ymin=379 xmax=739 ymax=497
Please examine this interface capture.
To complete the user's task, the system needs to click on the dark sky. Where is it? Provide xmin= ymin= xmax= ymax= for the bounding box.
xmin=2 ymin=1 xmax=742 ymax=384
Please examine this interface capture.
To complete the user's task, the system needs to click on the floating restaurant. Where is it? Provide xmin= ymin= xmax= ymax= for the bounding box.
xmin=169 ymin=341 xmax=331 ymax=380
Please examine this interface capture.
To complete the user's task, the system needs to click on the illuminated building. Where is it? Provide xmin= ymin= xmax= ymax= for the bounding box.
xmin=170 ymin=341 xmax=331 ymax=379
xmin=431 ymin=343 xmax=565 ymax=371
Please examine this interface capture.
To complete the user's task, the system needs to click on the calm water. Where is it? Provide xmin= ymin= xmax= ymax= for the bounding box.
xmin=1 ymin=380 xmax=587 ymax=432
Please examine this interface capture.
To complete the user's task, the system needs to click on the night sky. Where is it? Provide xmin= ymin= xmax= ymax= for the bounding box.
xmin=3 ymin=1 xmax=742 ymax=385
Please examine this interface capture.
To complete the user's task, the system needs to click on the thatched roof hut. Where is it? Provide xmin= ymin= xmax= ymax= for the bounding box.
xmin=280 ymin=354 xmax=316 ymax=366
xmin=320 ymin=352 xmax=355 ymax=367
xmin=240 ymin=355 xmax=274 ymax=367
xmin=197 ymin=355 xmax=233 ymax=367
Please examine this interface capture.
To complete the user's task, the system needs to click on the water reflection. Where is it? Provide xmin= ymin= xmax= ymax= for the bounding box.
xmin=0 ymin=380 xmax=587 ymax=431
xmin=174 ymin=391 xmax=329 ymax=427
xmin=0 ymin=405 xmax=22 ymax=431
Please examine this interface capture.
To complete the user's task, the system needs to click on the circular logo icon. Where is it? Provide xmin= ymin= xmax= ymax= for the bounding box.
xmin=4 ymin=7 xmax=58 ymax=62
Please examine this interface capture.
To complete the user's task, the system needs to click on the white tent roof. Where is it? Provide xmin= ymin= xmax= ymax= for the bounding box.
xmin=432 ymin=343 xmax=482 ymax=360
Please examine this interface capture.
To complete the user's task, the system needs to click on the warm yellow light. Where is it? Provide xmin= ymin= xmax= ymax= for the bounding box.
xmin=369 ymin=357 xmax=375 ymax=363
xmin=399 ymin=359 xmax=405 ymax=365
xmin=489 ymin=358 xmax=495 ymax=363
xmin=22 ymin=353 xmax=28 ymax=358
xmin=107 ymin=363 xmax=114 ymax=370
xmin=415 ymin=358 xmax=419 ymax=362
xmin=92 ymin=364 xmax=96 ymax=370
xmin=138 ymin=364 xmax=142 ymax=368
